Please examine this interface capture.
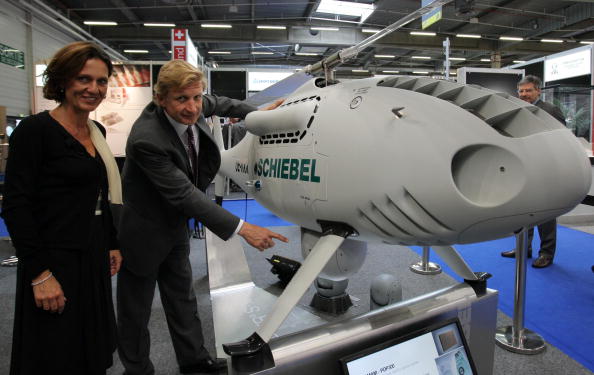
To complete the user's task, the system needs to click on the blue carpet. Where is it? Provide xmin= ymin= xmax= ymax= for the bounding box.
xmin=412 ymin=226 xmax=594 ymax=372
xmin=223 ymin=199 xmax=594 ymax=371
xmin=0 ymin=218 xmax=8 ymax=237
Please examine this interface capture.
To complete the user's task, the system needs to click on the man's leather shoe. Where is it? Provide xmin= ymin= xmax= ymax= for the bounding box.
xmin=532 ymin=254 xmax=553 ymax=268
xmin=180 ymin=358 xmax=227 ymax=374
xmin=501 ymin=249 xmax=532 ymax=258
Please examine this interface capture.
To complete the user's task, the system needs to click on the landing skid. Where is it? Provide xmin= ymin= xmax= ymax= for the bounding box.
xmin=205 ymin=230 xmax=328 ymax=359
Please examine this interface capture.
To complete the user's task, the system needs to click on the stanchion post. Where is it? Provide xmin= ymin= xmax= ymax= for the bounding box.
xmin=495 ymin=227 xmax=546 ymax=354
xmin=410 ymin=246 xmax=442 ymax=275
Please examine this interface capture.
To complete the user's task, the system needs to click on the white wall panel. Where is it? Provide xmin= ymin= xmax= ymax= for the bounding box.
xmin=0 ymin=3 xmax=29 ymax=116
xmin=31 ymin=18 xmax=74 ymax=63
xmin=0 ymin=2 xmax=75 ymax=116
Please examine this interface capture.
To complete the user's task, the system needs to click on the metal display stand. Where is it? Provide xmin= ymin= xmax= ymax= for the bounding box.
xmin=495 ymin=227 xmax=546 ymax=354
xmin=206 ymin=229 xmax=498 ymax=375
xmin=409 ymin=246 xmax=442 ymax=275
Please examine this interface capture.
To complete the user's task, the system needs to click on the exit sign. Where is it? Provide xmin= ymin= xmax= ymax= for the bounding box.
xmin=0 ymin=43 xmax=24 ymax=69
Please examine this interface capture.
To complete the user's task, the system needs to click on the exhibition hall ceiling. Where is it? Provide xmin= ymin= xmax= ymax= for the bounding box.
xmin=19 ymin=0 xmax=594 ymax=75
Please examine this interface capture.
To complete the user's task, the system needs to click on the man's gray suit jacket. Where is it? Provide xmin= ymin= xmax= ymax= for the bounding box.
xmin=119 ymin=96 xmax=256 ymax=276
xmin=535 ymin=100 xmax=566 ymax=125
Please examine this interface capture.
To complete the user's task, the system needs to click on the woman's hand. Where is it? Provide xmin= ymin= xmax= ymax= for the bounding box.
xmin=109 ymin=249 xmax=122 ymax=276
xmin=32 ymin=270 xmax=66 ymax=314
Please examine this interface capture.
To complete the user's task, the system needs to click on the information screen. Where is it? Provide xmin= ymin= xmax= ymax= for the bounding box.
xmin=341 ymin=319 xmax=476 ymax=375
xmin=465 ymin=71 xmax=523 ymax=96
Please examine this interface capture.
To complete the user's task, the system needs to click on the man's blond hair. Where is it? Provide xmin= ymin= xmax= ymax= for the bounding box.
xmin=154 ymin=60 xmax=207 ymax=103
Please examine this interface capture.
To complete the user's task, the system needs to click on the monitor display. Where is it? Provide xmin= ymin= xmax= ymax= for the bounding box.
xmin=210 ymin=70 xmax=247 ymax=100
xmin=466 ymin=71 xmax=523 ymax=96
xmin=340 ymin=319 xmax=476 ymax=375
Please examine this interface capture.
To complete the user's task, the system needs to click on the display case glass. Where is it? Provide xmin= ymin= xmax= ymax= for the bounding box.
xmin=542 ymin=85 xmax=592 ymax=142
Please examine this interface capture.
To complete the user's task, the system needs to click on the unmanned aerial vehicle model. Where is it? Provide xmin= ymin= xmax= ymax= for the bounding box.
xmin=216 ymin=74 xmax=591 ymax=360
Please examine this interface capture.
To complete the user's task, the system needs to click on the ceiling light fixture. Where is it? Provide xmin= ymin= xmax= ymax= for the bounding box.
xmin=252 ymin=51 xmax=274 ymax=55
xmin=311 ymin=26 xmax=339 ymax=31
xmin=480 ymin=58 xmax=491 ymax=62
xmin=580 ymin=41 xmax=594 ymax=45
xmin=352 ymin=69 xmax=369 ymax=73
xmin=412 ymin=56 xmax=431 ymax=60
xmin=202 ymin=24 xmax=232 ymax=28
xmin=208 ymin=51 xmax=231 ymax=54
xmin=375 ymin=54 xmax=395 ymax=58
xmin=316 ymin=0 xmax=375 ymax=23
xmin=500 ymin=36 xmax=523 ymax=41
xmin=362 ymin=28 xmax=380 ymax=33
xmin=541 ymin=39 xmax=563 ymax=43
xmin=382 ymin=70 xmax=399 ymax=73
xmin=513 ymin=60 xmax=526 ymax=63
xmin=144 ymin=23 xmax=175 ymax=27
xmin=295 ymin=52 xmax=319 ymax=56
xmin=124 ymin=49 xmax=148 ymax=53
xmin=449 ymin=57 xmax=466 ymax=61
xmin=456 ymin=33 xmax=480 ymax=38
xmin=257 ymin=25 xmax=286 ymax=30
xmin=413 ymin=71 xmax=429 ymax=74
xmin=84 ymin=21 xmax=117 ymax=26
xmin=410 ymin=31 xmax=436 ymax=36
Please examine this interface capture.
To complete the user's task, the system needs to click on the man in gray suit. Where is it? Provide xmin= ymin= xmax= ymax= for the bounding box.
xmin=117 ymin=60 xmax=288 ymax=375
xmin=501 ymin=75 xmax=566 ymax=268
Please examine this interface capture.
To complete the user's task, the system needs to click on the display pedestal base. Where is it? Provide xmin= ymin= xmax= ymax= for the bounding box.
xmin=495 ymin=326 xmax=546 ymax=354
xmin=409 ymin=246 xmax=442 ymax=275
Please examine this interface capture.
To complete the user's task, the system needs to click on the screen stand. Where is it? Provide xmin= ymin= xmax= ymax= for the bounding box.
xmin=495 ymin=227 xmax=546 ymax=354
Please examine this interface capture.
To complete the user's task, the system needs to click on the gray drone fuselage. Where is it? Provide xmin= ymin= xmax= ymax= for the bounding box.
xmin=220 ymin=76 xmax=591 ymax=246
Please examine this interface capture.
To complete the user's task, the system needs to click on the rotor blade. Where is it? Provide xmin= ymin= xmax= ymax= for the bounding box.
xmin=432 ymin=245 xmax=479 ymax=281
xmin=244 ymin=71 xmax=314 ymax=108
xmin=306 ymin=0 xmax=453 ymax=73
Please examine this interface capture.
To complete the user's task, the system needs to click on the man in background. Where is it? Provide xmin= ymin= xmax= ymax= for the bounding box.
xmin=501 ymin=75 xmax=566 ymax=268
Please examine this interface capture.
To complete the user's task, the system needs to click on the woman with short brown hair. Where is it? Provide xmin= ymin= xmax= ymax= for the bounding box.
xmin=2 ymin=41 xmax=122 ymax=375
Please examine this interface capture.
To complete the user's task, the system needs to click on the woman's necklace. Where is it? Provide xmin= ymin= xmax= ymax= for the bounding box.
xmin=64 ymin=123 xmax=89 ymax=139
xmin=51 ymin=108 xmax=89 ymax=139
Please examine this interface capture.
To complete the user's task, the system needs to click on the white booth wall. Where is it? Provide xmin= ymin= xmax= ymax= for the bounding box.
xmin=0 ymin=2 xmax=76 ymax=117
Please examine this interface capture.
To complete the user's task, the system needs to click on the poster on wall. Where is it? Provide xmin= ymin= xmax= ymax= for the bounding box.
xmin=544 ymin=47 xmax=591 ymax=83
xmin=110 ymin=64 xmax=150 ymax=87
xmin=93 ymin=64 xmax=152 ymax=156
xmin=33 ymin=63 xmax=153 ymax=156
